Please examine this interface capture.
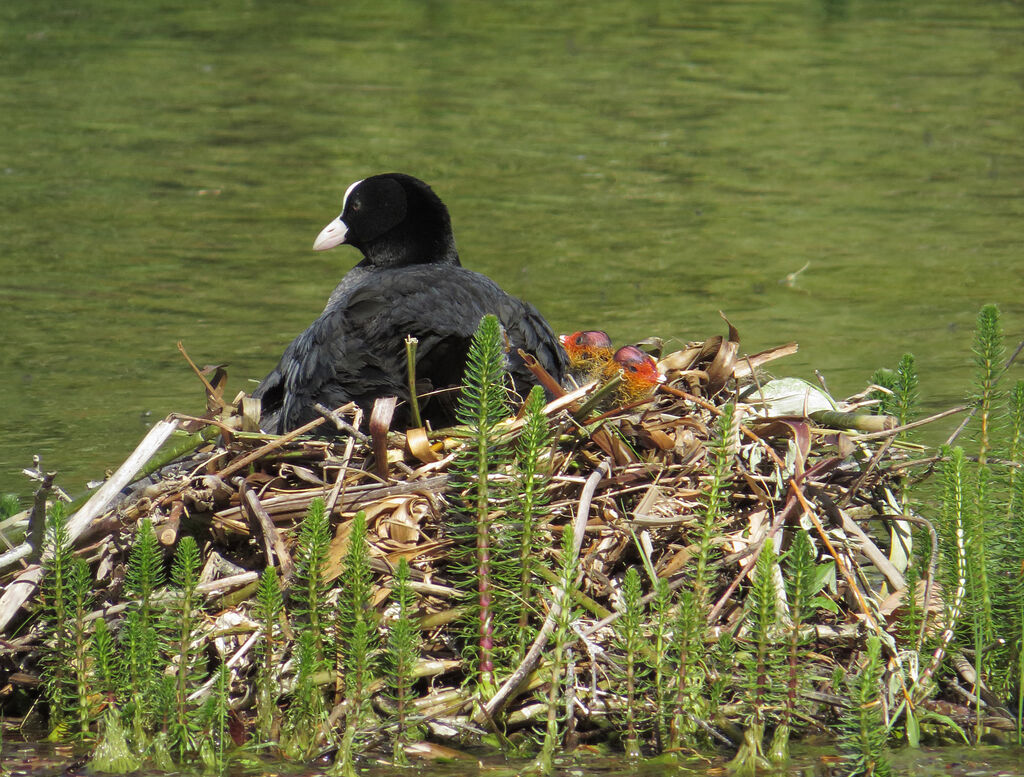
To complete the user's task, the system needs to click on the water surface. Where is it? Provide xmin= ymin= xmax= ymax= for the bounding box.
xmin=2 ymin=0 xmax=1023 ymax=496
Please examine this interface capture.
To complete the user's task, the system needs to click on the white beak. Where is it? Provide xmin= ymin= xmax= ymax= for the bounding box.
xmin=313 ymin=215 xmax=349 ymax=251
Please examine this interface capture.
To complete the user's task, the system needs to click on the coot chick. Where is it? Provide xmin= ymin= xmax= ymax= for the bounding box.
xmin=611 ymin=345 xmax=664 ymax=402
xmin=560 ymin=330 xmax=614 ymax=382
xmin=253 ymin=173 xmax=568 ymax=433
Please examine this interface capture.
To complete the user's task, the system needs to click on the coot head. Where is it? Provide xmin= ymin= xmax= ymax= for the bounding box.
xmin=312 ymin=173 xmax=460 ymax=268
xmin=612 ymin=345 xmax=664 ymax=399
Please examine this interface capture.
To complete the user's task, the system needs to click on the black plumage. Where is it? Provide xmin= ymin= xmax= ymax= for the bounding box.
xmin=253 ymin=173 xmax=567 ymax=432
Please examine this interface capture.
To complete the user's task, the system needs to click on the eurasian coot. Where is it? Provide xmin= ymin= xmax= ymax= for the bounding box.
xmin=253 ymin=173 xmax=568 ymax=432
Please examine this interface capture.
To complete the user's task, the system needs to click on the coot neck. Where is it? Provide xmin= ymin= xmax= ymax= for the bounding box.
xmin=359 ymin=233 xmax=461 ymax=269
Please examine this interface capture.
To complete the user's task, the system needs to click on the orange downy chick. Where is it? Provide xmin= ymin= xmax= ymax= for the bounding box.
xmin=559 ymin=330 xmax=614 ymax=381
xmin=612 ymin=345 xmax=664 ymax=402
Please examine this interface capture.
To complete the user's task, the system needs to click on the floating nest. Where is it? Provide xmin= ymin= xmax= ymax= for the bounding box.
xmin=0 ymin=323 xmax=991 ymax=764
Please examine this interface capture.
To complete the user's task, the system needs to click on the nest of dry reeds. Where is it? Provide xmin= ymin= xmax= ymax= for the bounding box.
xmin=1 ymin=323 xmax=989 ymax=764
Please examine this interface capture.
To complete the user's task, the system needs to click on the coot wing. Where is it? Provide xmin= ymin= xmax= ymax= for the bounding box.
xmin=254 ymin=265 xmax=566 ymax=432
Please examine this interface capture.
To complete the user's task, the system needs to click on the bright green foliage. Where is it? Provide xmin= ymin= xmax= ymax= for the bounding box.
xmin=868 ymin=367 xmax=898 ymax=416
xmin=124 ymin=518 xmax=164 ymax=609
xmin=254 ymin=566 xmax=284 ymax=744
xmin=91 ymin=618 xmax=116 ymax=699
xmin=384 ymin=558 xmax=421 ymax=764
xmin=448 ymin=314 xmax=513 ymax=691
xmin=729 ymin=537 xmax=782 ymax=775
xmin=774 ymin=529 xmax=835 ymax=764
xmin=897 ymin=550 xmax=922 ymax=650
xmin=167 ymin=535 xmax=203 ymax=760
xmin=869 ymin=355 xmax=918 ymax=431
xmin=696 ymin=402 xmax=734 ymax=607
xmin=893 ymin=354 xmax=919 ymax=431
xmin=839 ymin=636 xmax=891 ymax=777
xmin=292 ymin=497 xmax=333 ymax=662
xmin=282 ymin=629 xmax=329 ymax=761
xmin=40 ymin=501 xmax=74 ymax=731
xmin=616 ymin=566 xmax=646 ymax=759
xmin=282 ymin=502 xmax=335 ymax=763
xmin=0 ymin=493 xmax=20 ymax=519
xmin=669 ymin=588 xmax=705 ymax=750
xmin=197 ymin=661 xmax=230 ymax=772
xmin=972 ymin=303 xmax=1004 ymax=464
xmin=120 ymin=518 xmax=164 ymax=733
xmin=1007 ymin=381 xmax=1024 ymax=521
xmin=68 ymin=557 xmax=95 ymax=737
xmin=538 ymin=526 xmax=580 ymax=773
xmin=335 ymin=511 xmax=377 ymax=776
xmin=648 ymin=577 xmax=675 ymax=753
xmin=1005 ymin=382 xmax=1024 ymax=740
xmin=510 ymin=384 xmax=553 ymax=662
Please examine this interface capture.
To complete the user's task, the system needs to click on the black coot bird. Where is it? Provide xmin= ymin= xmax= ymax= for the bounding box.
xmin=253 ymin=173 xmax=568 ymax=433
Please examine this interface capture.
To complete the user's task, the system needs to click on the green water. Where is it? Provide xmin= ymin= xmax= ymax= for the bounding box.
xmin=2 ymin=0 xmax=1023 ymax=497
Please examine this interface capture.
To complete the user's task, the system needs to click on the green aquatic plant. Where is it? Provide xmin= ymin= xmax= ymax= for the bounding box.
xmin=511 ymin=384 xmax=553 ymax=663
xmin=772 ymin=529 xmax=836 ymax=764
xmin=89 ymin=705 xmax=141 ymax=773
xmin=1005 ymin=382 xmax=1024 ymax=741
xmin=282 ymin=628 xmax=329 ymax=761
xmin=728 ymin=537 xmax=782 ymax=776
xmin=972 ymin=303 xmax=1004 ymax=464
xmin=292 ymin=497 xmax=333 ymax=662
xmin=384 ymin=557 xmax=421 ymax=765
xmin=166 ymin=535 xmax=204 ymax=760
xmin=281 ymin=503 xmax=334 ymax=761
xmin=40 ymin=501 xmax=74 ymax=733
xmin=696 ymin=402 xmax=735 ymax=606
xmin=119 ymin=517 xmax=164 ymax=738
xmin=335 ymin=510 xmax=376 ymax=777
xmin=869 ymin=354 xmax=918 ymax=433
xmin=253 ymin=566 xmax=285 ymax=745
xmin=447 ymin=314 xmax=513 ymax=694
xmin=839 ymin=636 xmax=891 ymax=777
xmin=537 ymin=525 xmax=580 ymax=774
xmin=197 ymin=660 xmax=230 ymax=773
xmin=68 ymin=557 xmax=95 ymax=738
xmin=615 ymin=566 xmax=647 ymax=759
xmin=0 ymin=493 xmax=20 ymax=519
xmin=650 ymin=577 xmax=674 ymax=753
xmin=669 ymin=587 xmax=705 ymax=751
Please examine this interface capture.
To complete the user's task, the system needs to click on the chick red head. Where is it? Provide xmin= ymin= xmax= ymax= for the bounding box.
xmin=613 ymin=345 xmax=664 ymax=398
xmin=559 ymin=330 xmax=613 ymax=356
